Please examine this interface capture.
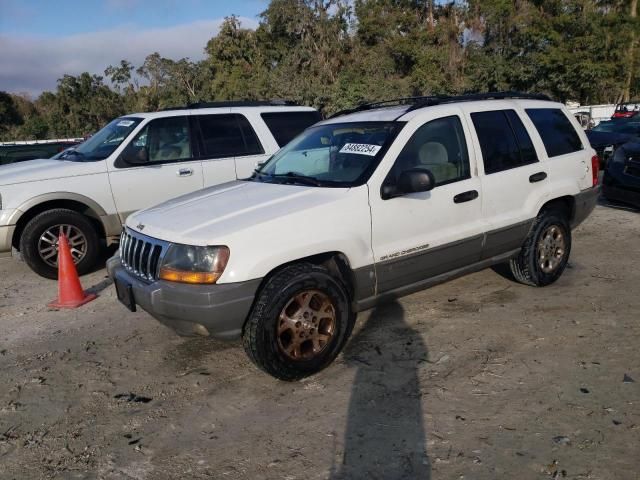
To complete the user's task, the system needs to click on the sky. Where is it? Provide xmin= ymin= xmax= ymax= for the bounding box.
xmin=0 ymin=0 xmax=269 ymax=96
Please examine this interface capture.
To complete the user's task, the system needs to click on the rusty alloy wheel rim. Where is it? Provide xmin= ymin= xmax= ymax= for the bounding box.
xmin=537 ymin=224 xmax=566 ymax=274
xmin=277 ymin=289 xmax=337 ymax=361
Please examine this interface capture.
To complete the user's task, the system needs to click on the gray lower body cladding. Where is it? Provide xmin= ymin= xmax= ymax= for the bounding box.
xmin=106 ymin=256 xmax=261 ymax=340
xmin=571 ymin=185 xmax=601 ymax=228
xmin=355 ymin=219 xmax=534 ymax=310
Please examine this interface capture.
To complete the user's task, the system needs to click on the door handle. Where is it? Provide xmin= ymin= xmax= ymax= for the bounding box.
xmin=453 ymin=190 xmax=479 ymax=203
xmin=177 ymin=168 xmax=193 ymax=177
xmin=529 ymin=171 xmax=547 ymax=183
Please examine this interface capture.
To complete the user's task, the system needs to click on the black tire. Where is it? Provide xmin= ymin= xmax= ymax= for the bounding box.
xmin=243 ymin=263 xmax=354 ymax=381
xmin=508 ymin=208 xmax=571 ymax=287
xmin=19 ymin=209 xmax=101 ymax=279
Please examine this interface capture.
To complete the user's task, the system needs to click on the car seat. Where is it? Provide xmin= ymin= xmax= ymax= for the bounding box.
xmin=417 ymin=142 xmax=458 ymax=183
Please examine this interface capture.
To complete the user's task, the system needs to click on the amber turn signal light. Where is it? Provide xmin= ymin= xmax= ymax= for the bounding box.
xmin=158 ymin=267 xmax=222 ymax=284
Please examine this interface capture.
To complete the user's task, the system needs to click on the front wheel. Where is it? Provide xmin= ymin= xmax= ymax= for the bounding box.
xmin=19 ymin=209 xmax=101 ymax=279
xmin=508 ymin=209 xmax=572 ymax=287
xmin=243 ymin=263 xmax=354 ymax=381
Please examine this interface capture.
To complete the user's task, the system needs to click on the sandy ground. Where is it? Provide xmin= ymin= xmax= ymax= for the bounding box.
xmin=0 ymin=203 xmax=639 ymax=480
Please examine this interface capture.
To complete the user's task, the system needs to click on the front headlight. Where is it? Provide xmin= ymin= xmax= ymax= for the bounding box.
xmin=158 ymin=244 xmax=230 ymax=284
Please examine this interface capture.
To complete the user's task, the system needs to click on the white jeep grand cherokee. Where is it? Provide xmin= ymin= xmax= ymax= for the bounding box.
xmin=107 ymin=93 xmax=600 ymax=381
xmin=0 ymin=101 xmax=320 ymax=278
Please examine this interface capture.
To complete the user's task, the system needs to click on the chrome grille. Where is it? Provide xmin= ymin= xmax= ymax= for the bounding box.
xmin=119 ymin=228 xmax=168 ymax=281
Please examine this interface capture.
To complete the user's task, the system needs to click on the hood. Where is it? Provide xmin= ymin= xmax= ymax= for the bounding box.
xmin=586 ymin=130 xmax=636 ymax=149
xmin=127 ymin=180 xmax=350 ymax=245
xmin=0 ymin=158 xmax=106 ymax=186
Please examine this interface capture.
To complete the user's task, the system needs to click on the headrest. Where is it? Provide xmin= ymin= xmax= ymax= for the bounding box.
xmin=419 ymin=142 xmax=448 ymax=165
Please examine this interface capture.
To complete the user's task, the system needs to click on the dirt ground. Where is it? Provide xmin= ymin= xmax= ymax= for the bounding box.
xmin=1 ymin=203 xmax=639 ymax=480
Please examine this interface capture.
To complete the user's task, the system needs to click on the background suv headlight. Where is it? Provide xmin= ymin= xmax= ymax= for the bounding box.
xmin=159 ymin=245 xmax=230 ymax=284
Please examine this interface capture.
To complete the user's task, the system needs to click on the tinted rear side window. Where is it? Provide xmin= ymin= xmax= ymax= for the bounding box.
xmin=261 ymin=111 xmax=322 ymax=147
xmin=471 ymin=110 xmax=538 ymax=174
xmin=197 ymin=114 xmax=263 ymax=158
xmin=525 ymin=108 xmax=583 ymax=157
xmin=505 ymin=110 xmax=538 ymax=165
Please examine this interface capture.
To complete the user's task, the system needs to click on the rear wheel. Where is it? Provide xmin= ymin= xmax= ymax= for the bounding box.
xmin=243 ymin=263 xmax=354 ymax=381
xmin=509 ymin=208 xmax=571 ymax=287
xmin=19 ymin=209 xmax=101 ymax=279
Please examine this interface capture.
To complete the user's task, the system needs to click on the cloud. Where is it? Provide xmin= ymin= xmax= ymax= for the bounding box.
xmin=0 ymin=17 xmax=258 ymax=97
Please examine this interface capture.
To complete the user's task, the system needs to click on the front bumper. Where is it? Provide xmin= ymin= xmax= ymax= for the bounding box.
xmin=0 ymin=225 xmax=15 ymax=258
xmin=571 ymin=185 xmax=601 ymax=228
xmin=107 ymin=256 xmax=261 ymax=340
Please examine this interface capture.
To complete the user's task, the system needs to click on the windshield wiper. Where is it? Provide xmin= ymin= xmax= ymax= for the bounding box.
xmin=270 ymin=171 xmax=323 ymax=186
xmin=63 ymin=149 xmax=85 ymax=159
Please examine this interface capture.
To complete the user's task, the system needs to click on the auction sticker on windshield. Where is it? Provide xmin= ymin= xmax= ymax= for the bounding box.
xmin=117 ymin=120 xmax=135 ymax=127
xmin=339 ymin=143 xmax=382 ymax=156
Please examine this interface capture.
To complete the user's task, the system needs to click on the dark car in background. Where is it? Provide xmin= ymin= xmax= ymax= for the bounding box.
xmin=602 ymin=141 xmax=640 ymax=209
xmin=0 ymin=140 xmax=82 ymax=166
xmin=586 ymin=120 xmax=640 ymax=167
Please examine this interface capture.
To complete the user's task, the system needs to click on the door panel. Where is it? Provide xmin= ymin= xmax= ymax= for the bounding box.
xmin=467 ymin=108 xmax=551 ymax=259
xmin=109 ymin=115 xmax=204 ymax=221
xmin=110 ymin=161 xmax=203 ymax=222
xmin=369 ymin=112 xmax=486 ymax=295
xmin=201 ymin=157 xmax=238 ymax=187
xmin=478 ymin=163 xmax=548 ymax=256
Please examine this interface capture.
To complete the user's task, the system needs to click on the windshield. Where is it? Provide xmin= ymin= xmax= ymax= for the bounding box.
xmin=252 ymin=122 xmax=404 ymax=187
xmin=57 ymin=117 xmax=143 ymax=161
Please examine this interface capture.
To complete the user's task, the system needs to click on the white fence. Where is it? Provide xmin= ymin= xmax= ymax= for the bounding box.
xmin=567 ymin=104 xmax=615 ymax=126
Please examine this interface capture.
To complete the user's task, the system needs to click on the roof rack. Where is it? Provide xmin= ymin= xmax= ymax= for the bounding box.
xmin=160 ymin=100 xmax=300 ymax=111
xmin=330 ymin=91 xmax=552 ymax=119
xmin=329 ymin=97 xmax=434 ymax=119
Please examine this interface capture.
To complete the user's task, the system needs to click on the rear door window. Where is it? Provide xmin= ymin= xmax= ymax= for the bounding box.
xmin=525 ymin=108 xmax=583 ymax=157
xmin=197 ymin=114 xmax=263 ymax=158
xmin=471 ymin=110 xmax=538 ymax=174
xmin=261 ymin=111 xmax=322 ymax=147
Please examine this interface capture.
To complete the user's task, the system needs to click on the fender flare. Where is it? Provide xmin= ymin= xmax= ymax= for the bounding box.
xmin=9 ymin=192 xmax=121 ymax=238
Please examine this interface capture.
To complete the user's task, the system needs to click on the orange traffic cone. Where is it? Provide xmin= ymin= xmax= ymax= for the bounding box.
xmin=48 ymin=233 xmax=97 ymax=308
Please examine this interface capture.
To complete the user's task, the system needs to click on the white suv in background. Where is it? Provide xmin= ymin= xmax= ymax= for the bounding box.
xmin=0 ymin=101 xmax=321 ymax=278
xmin=108 ymin=92 xmax=600 ymax=380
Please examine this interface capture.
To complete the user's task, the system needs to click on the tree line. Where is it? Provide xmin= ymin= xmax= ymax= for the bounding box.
xmin=0 ymin=0 xmax=638 ymax=141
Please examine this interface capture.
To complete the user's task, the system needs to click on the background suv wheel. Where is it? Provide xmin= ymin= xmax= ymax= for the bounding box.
xmin=19 ymin=208 xmax=101 ymax=279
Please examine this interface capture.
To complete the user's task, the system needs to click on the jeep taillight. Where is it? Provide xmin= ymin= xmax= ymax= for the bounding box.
xmin=591 ymin=155 xmax=599 ymax=186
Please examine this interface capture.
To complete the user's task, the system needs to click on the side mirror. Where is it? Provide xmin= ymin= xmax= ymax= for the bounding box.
xmin=382 ymin=168 xmax=435 ymax=200
xmin=120 ymin=146 xmax=148 ymax=165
